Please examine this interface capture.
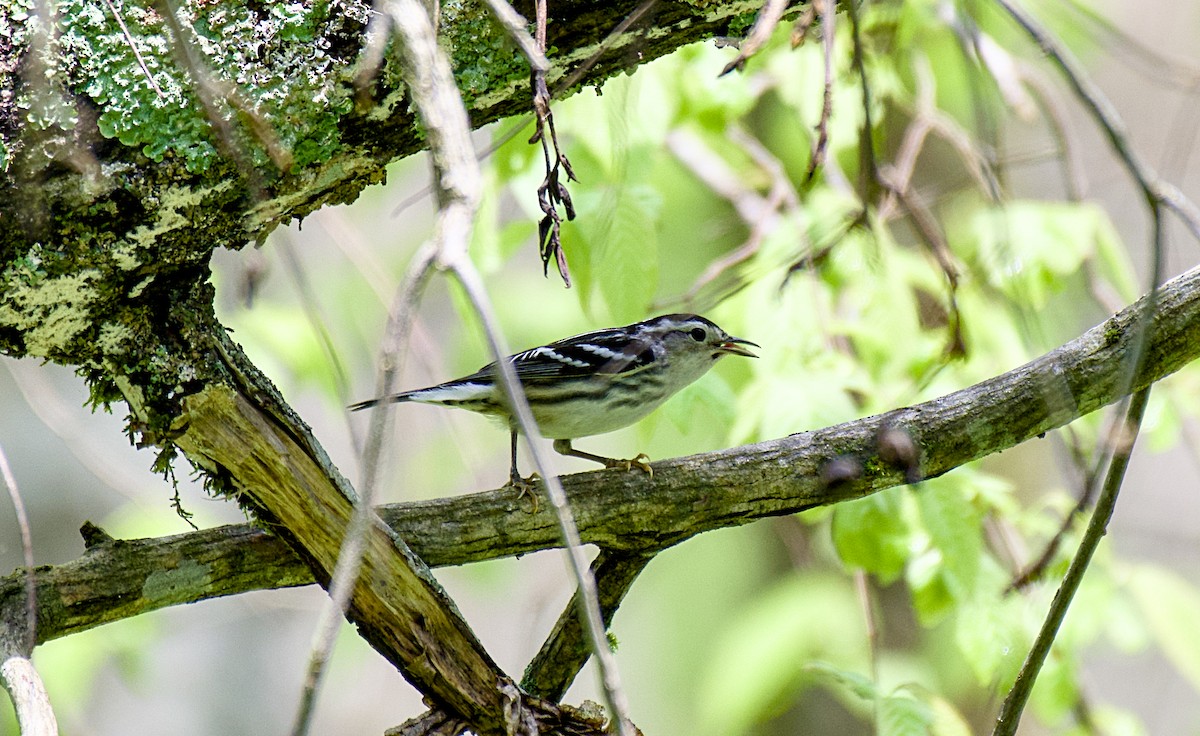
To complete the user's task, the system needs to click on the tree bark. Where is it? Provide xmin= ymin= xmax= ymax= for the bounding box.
xmin=5 ymin=260 xmax=1199 ymax=648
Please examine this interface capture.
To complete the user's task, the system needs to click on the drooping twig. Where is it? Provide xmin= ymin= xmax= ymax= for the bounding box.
xmin=530 ymin=0 xmax=577 ymax=286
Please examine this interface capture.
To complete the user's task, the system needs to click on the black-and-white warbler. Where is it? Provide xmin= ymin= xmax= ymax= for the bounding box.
xmin=350 ymin=314 xmax=758 ymax=486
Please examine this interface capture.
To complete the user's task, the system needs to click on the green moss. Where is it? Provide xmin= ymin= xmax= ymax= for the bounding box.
xmin=726 ymin=8 xmax=759 ymax=38
xmin=439 ymin=0 xmax=531 ymax=108
xmin=34 ymin=0 xmax=373 ymax=173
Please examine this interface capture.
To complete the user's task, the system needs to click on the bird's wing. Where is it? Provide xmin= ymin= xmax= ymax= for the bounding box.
xmin=463 ymin=329 xmax=657 ymax=382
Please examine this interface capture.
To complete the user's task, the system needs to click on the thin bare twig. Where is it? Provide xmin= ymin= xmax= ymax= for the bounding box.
xmin=875 ymin=167 xmax=965 ymax=358
xmin=293 ymin=2 xmax=464 ymax=732
xmin=290 ymin=242 xmax=439 ymax=736
xmin=806 ymin=0 xmax=835 ymax=181
xmin=985 ymin=5 xmax=1177 ymax=706
xmin=992 ymin=386 xmax=1151 ymax=735
xmin=0 ymin=444 xmax=35 ymax=655
xmin=665 ymin=127 xmax=801 ymax=308
xmin=275 ymin=233 xmax=363 ymax=457
xmin=1017 ymin=69 xmax=1086 ymax=201
xmin=446 ymin=264 xmax=635 ymax=736
xmin=846 ymin=0 xmax=878 ymax=202
xmin=321 ymin=0 xmax=632 ymax=730
xmin=994 ymin=0 xmax=1200 ymax=246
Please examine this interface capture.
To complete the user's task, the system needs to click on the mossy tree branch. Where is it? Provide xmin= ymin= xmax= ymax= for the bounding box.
xmin=1 ymin=0 xmax=787 ymax=368
xmin=6 ymin=261 xmax=1200 ymax=652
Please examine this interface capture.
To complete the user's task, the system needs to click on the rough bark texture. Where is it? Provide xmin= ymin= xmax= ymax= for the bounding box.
xmin=5 ymin=261 xmax=1200 ymax=648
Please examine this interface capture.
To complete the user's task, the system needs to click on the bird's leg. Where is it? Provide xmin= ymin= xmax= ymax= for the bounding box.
xmin=506 ymin=429 xmax=541 ymax=512
xmin=552 ymin=439 xmax=653 ymax=478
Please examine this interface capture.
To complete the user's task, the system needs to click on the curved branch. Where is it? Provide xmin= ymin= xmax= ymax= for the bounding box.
xmin=6 ymin=262 xmax=1200 ymax=646
xmin=0 ymin=654 xmax=58 ymax=736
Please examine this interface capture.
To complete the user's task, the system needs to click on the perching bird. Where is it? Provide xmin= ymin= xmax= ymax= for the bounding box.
xmin=350 ymin=313 xmax=758 ymax=487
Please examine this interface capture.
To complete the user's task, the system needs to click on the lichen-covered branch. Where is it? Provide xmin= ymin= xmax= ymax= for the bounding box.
xmin=1 ymin=0 xmax=787 ymax=367
xmin=7 ymin=261 xmax=1200 ymax=651
xmin=165 ymin=328 xmax=527 ymax=733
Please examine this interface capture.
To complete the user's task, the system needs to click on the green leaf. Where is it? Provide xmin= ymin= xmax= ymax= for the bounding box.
xmin=571 ymin=180 xmax=662 ymax=323
xmin=803 ymin=660 xmax=879 ymax=701
xmin=832 ymin=488 xmax=911 ymax=582
xmin=950 ymin=201 xmax=1115 ymax=308
xmin=914 ymin=478 xmax=984 ymax=602
xmin=879 ymin=691 xmax=933 ymax=736
xmin=928 ymin=693 xmax=974 ymax=736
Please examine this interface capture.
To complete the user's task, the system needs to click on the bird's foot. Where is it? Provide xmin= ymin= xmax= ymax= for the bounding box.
xmin=604 ymin=453 xmax=653 ymax=478
xmin=506 ymin=471 xmax=542 ymax=513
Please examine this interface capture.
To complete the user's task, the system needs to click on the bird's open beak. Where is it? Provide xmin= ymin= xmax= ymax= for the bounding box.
xmin=718 ymin=337 xmax=759 ymax=358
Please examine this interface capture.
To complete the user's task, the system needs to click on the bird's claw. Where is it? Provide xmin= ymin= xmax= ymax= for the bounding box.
xmin=506 ymin=472 xmax=542 ymax=513
xmin=606 ymin=453 xmax=653 ymax=478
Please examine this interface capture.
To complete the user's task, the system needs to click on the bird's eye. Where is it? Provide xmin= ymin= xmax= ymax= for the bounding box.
xmin=689 ymin=327 xmax=707 ymax=342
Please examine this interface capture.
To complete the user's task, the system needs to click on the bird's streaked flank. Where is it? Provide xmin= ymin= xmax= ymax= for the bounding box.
xmin=351 ymin=314 xmax=758 ymax=488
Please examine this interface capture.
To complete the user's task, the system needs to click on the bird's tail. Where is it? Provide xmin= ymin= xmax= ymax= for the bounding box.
xmin=347 ymin=393 xmax=413 ymax=412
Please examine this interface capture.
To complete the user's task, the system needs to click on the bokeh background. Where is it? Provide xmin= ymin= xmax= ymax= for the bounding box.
xmin=5 ymin=0 xmax=1200 ymax=733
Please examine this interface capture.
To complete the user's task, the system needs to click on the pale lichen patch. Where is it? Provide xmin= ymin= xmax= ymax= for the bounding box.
xmin=97 ymin=322 xmax=135 ymax=356
xmin=110 ymin=244 xmax=141 ymax=271
xmin=0 ymin=270 xmax=101 ymax=357
xmin=122 ymin=180 xmax=236 ymax=250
